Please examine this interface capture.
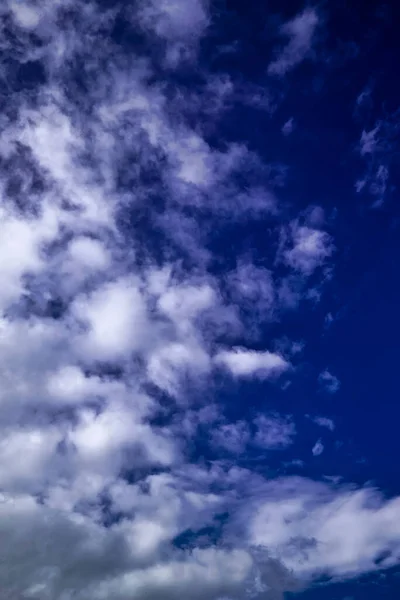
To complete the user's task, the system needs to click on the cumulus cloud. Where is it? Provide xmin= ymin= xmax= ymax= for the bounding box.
xmin=268 ymin=8 xmax=320 ymax=76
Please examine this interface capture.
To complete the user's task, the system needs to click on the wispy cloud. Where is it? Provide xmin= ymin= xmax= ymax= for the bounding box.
xmin=268 ymin=8 xmax=320 ymax=76
xmin=254 ymin=414 xmax=296 ymax=449
xmin=312 ymin=416 xmax=335 ymax=431
xmin=355 ymin=103 xmax=400 ymax=206
xmin=312 ymin=439 xmax=324 ymax=456
xmin=282 ymin=117 xmax=295 ymax=136
xmin=318 ymin=370 xmax=341 ymax=393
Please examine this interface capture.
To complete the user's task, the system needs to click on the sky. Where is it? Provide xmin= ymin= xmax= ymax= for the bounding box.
xmin=0 ymin=0 xmax=400 ymax=599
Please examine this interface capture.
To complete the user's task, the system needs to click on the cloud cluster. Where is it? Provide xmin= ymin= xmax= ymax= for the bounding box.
xmin=0 ymin=2 xmax=399 ymax=599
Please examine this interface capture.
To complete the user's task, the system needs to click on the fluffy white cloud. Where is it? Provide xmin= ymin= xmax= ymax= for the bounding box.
xmin=72 ymin=279 xmax=149 ymax=362
xmin=283 ymin=223 xmax=333 ymax=275
xmin=215 ymin=348 xmax=289 ymax=379
xmin=355 ymin=106 xmax=399 ymax=206
xmin=248 ymin=479 xmax=400 ymax=579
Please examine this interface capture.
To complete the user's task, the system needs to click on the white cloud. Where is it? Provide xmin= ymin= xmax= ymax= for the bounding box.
xmin=137 ymin=0 xmax=209 ymax=42
xmin=312 ymin=416 xmax=335 ymax=431
xmin=268 ymin=9 xmax=320 ymax=76
xmin=248 ymin=479 xmax=400 ymax=579
xmin=72 ymin=279 xmax=149 ymax=363
xmin=283 ymin=223 xmax=333 ymax=275
xmin=0 ymin=204 xmax=60 ymax=310
xmin=215 ymin=348 xmax=290 ymax=379
xmin=136 ymin=0 xmax=209 ymax=66
xmin=312 ymin=439 xmax=324 ymax=456
xmin=319 ymin=369 xmax=340 ymax=394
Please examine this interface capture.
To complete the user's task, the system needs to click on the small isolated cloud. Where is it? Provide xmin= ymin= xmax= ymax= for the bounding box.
xmin=283 ymin=222 xmax=334 ymax=276
xmin=268 ymin=8 xmax=320 ymax=76
xmin=215 ymin=348 xmax=290 ymax=379
xmin=359 ymin=125 xmax=381 ymax=156
xmin=282 ymin=117 xmax=295 ymax=136
xmin=253 ymin=414 xmax=296 ymax=449
xmin=319 ymin=369 xmax=340 ymax=394
xmin=312 ymin=416 xmax=335 ymax=431
xmin=312 ymin=439 xmax=324 ymax=456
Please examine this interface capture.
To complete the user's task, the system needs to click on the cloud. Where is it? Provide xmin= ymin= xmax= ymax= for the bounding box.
xmin=211 ymin=421 xmax=250 ymax=454
xmin=312 ymin=439 xmax=324 ymax=456
xmin=282 ymin=221 xmax=334 ymax=276
xmin=312 ymin=416 xmax=335 ymax=431
xmin=268 ymin=8 xmax=320 ymax=76
xmin=282 ymin=117 xmax=295 ymax=136
xmin=355 ymin=105 xmax=400 ymax=206
xmin=215 ymin=348 xmax=290 ymax=379
xmin=0 ymin=1 xmax=398 ymax=599
xmin=253 ymin=414 xmax=296 ymax=450
xmin=247 ymin=479 xmax=400 ymax=579
xmin=136 ymin=0 xmax=210 ymax=66
xmin=319 ymin=370 xmax=340 ymax=394
xmin=359 ymin=125 xmax=381 ymax=156
xmin=137 ymin=0 xmax=209 ymax=42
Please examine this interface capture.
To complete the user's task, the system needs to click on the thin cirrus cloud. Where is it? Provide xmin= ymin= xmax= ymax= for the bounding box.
xmin=0 ymin=1 xmax=398 ymax=599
